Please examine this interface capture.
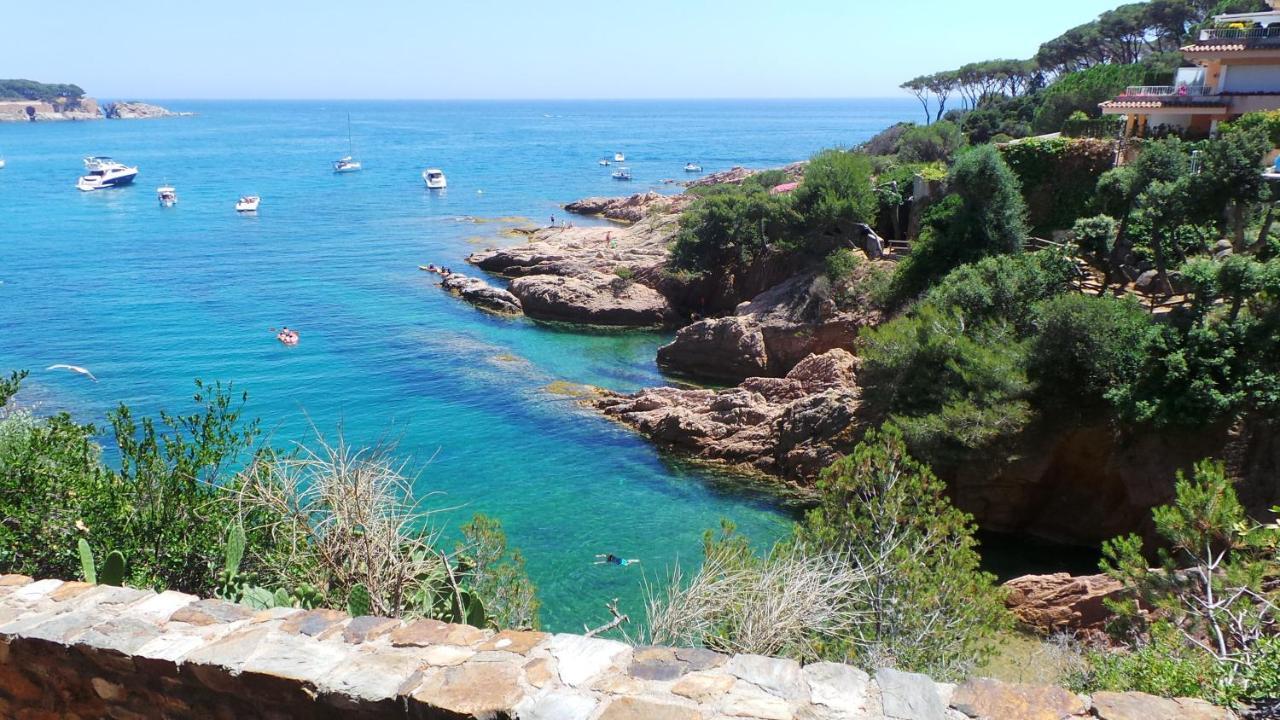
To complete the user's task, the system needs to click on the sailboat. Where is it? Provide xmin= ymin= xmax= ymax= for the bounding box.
xmin=333 ymin=114 xmax=362 ymax=173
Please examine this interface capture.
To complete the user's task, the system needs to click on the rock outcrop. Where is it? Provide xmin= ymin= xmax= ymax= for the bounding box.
xmin=466 ymin=213 xmax=681 ymax=326
xmin=425 ymin=267 xmax=523 ymax=315
xmin=658 ymin=272 xmax=884 ymax=382
xmin=0 ymin=97 xmax=99 ymax=122
xmin=565 ymin=191 xmax=691 ymax=223
xmin=1003 ymin=573 xmax=1126 ymax=637
xmin=510 ymin=274 xmax=670 ymax=325
xmin=101 ymin=101 xmax=191 ymax=119
xmin=593 ymin=349 xmax=860 ymax=479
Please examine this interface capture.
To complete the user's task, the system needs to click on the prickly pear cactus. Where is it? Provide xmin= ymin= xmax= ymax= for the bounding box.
xmin=77 ymin=538 xmax=96 ymax=584
xmin=348 ymin=583 xmax=372 ymax=617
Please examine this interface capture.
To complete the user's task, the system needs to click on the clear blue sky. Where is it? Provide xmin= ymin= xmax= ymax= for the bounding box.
xmin=4 ymin=0 xmax=1125 ymax=99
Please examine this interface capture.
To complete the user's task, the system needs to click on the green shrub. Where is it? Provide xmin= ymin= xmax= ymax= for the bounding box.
xmin=671 ymin=186 xmax=801 ymax=273
xmin=1027 ymin=294 xmax=1154 ymax=411
xmin=1071 ymin=214 xmax=1119 ymax=257
xmin=799 ymin=427 xmax=1011 ymax=679
xmin=791 ymin=150 xmax=877 ymax=236
xmin=924 ymin=249 xmax=1077 ymax=332
xmin=897 ymin=121 xmax=966 ymax=163
xmin=823 ymin=248 xmax=859 ymax=282
xmin=1221 ymin=109 xmax=1280 ymax=147
xmin=891 ymin=145 xmax=1029 ymax=301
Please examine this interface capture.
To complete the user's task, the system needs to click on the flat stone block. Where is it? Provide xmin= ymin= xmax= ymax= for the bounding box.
xmin=672 ymin=670 xmax=736 ymax=703
xmin=514 ymin=688 xmax=600 ymax=720
xmin=726 ymin=653 xmax=808 ymax=701
xmin=546 ymin=633 xmax=631 ymax=687
xmin=409 ymin=661 xmax=524 ymax=716
xmin=950 ymin=677 xmax=1086 ymax=720
xmin=722 ymin=679 xmax=792 ymax=720
xmin=477 ymin=628 xmax=548 ymax=654
xmin=804 ymin=661 xmax=874 ymax=717
xmin=317 ymin=646 xmax=426 ymax=703
xmin=599 ymin=696 xmax=703 ymax=720
xmin=877 ymin=667 xmax=947 ymax=720
xmin=280 ymin=608 xmax=347 ymax=637
xmin=343 ymin=615 xmax=399 ymax=644
xmin=239 ymin=633 xmax=351 ymax=683
xmin=675 ymin=646 xmax=728 ymax=671
xmin=169 ymin=598 xmax=254 ymax=626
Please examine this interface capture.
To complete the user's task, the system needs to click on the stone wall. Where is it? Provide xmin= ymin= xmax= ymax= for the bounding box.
xmin=0 ymin=575 xmax=1235 ymax=720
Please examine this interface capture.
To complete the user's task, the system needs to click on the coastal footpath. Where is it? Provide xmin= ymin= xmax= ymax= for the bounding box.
xmin=0 ymin=574 xmax=1236 ymax=719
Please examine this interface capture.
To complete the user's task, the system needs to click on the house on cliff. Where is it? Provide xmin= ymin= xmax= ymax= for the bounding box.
xmin=1101 ymin=0 xmax=1280 ymax=138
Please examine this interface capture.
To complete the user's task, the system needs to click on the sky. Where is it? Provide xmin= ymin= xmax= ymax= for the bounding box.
xmin=2 ymin=0 xmax=1127 ymax=100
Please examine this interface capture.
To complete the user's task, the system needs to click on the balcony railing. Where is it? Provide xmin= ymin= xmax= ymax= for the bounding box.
xmin=1199 ymin=26 xmax=1280 ymax=41
xmin=1121 ymin=85 xmax=1214 ymax=97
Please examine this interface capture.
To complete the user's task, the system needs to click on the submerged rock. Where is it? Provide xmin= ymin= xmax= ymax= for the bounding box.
xmin=592 ymin=348 xmax=860 ymax=479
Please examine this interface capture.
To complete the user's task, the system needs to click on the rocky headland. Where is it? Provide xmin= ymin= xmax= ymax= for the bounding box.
xmin=464 ymin=206 xmax=681 ymax=326
xmin=0 ymin=98 xmax=188 ymax=122
xmin=432 ymin=170 xmax=1280 ymax=551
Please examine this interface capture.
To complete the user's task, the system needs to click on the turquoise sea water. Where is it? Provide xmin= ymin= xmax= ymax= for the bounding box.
xmin=0 ymin=99 xmax=915 ymax=630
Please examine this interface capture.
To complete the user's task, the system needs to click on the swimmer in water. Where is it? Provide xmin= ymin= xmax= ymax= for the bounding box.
xmin=594 ymin=553 xmax=640 ymax=567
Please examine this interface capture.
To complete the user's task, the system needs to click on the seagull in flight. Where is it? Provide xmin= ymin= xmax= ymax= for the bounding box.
xmin=47 ymin=364 xmax=98 ymax=382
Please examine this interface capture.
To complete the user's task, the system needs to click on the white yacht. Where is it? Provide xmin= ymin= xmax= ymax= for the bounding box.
xmin=423 ymin=168 xmax=447 ymax=189
xmin=76 ymin=156 xmax=138 ymax=192
xmin=157 ymin=185 xmax=177 ymax=207
xmin=684 ymin=162 xmax=703 ymax=173
xmin=235 ymin=195 xmax=261 ymax=212
xmin=612 ymin=167 xmax=632 ymax=181
xmin=333 ymin=114 xmax=362 ymax=173
xmin=613 ymin=152 xmax=626 ymax=162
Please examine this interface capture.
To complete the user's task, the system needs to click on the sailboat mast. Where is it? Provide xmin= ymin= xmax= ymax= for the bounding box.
xmin=347 ymin=113 xmax=353 ymax=155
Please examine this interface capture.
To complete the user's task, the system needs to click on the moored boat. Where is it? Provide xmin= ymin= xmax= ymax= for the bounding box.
xmin=76 ymin=156 xmax=138 ymax=192
xmin=157 ymin=185 xmax=177 ymax=207
xmin=684 ymin=162 xmax=703 ymax=173
xmin=333 ymin=114 xmax=362 ymax=173
xmin=235 ymin=195 xmax=261 ymax=212
xmin=614 ymin=152 xmax=625 ymax=162
xmin=423 ymin=168 xmax=447 ymax=189
xmin=612 ymin=167 xmax=632 ymax=181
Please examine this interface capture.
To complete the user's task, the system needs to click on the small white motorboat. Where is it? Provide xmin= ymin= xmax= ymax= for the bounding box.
xmin=614 ymin=152 xmax=626 ymax=162
xmin=612 ymin=167 xmax=632 ymax=181
xmin=423 ymin=168 xmax=447 ymax=189
xmin=0 ymin=157 xmax=6 ymax=170
xmin=333 ymin=113 xmax=362 ymax=173
xmin=77 ymin=156 xmax=139 ymax=191
xmin=235 ymin=195 xmax=261 ymax=212
xmin=684 ymin=162 xmax=703 ymax=173
xmin=157 ymin=185 xmax=177 ymax=207
xmin=598 ymin=159 xmax=610 ymax=166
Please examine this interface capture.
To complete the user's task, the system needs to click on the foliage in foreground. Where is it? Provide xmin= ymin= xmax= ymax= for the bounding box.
xmin=646 ymin=429 xmax=1009 ymax=680
xmin=0 ymin=374 xmax=539 ymax=629
xmin=1072 ymin=460 xmax=1279 ymax=706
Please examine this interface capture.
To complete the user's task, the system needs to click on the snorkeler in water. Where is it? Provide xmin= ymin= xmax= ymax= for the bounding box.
xmin=594 ymin=553 xmax=640 ymax=567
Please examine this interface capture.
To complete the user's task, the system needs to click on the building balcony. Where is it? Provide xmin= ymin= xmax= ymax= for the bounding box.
xmin=1120 ymin=85 xmax=1214 ymax=97
xmin=1198 ymin=25 xmax=1280 ymax=45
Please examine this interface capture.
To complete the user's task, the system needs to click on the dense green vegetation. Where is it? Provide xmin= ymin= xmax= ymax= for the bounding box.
xmin=1074 ymin=461 xmax=1280 ymax=705
xmin=0 ymin=79 xmax=85 ymax=102
xmin=0 ymin=374 xmax=540 ymax=629
xmin=901 ymin=1 xmax=1269 ymax=145
xmin=647 ymin=429 xmax=1009 ymax=680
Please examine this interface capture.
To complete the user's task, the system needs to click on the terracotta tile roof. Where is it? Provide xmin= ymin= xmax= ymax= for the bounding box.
xmin=1100 ymin=100 xmax=1167 ymax=109
xmin=1180 ymin=43 xmax=1248 ymax=51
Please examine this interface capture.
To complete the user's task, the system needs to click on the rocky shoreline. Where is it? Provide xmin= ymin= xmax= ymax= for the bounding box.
xmin=0 ymin=98 xmax=189 ymax=122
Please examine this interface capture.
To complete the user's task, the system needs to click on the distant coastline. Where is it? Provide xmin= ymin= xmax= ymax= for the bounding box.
xmin=0 ymin=98 xmax=191 ymax=123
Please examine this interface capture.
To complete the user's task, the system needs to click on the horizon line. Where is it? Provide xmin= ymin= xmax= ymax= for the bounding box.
xmin=95 ymin=96 xmax=914 ymax=103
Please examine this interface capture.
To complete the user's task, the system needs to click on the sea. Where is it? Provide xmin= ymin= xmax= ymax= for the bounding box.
xmin=0 ymin=99 xmax=918 ymax=630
